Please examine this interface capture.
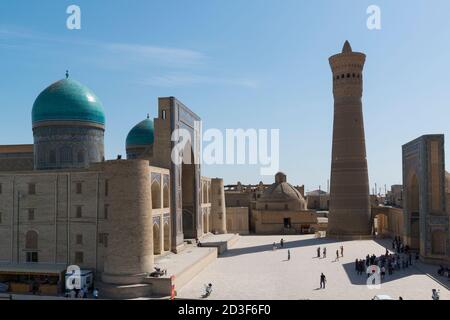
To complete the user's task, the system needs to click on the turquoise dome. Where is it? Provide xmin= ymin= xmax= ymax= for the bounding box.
xmin=32 ymin=78 xmax=105 ymax=125
xmin=126 ymin=118 xmax=155 ymax=147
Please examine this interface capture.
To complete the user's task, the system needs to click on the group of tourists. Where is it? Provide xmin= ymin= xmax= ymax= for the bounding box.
xmin=355 ymin=249 xmax=415 ymax=279
xmin=392 ymin=236 xmax=410 ymax=254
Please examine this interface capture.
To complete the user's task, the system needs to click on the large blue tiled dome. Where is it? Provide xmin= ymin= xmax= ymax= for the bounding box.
xmin=126 ymin=117 xmax=155 ymax=147
xmin=32 ymin=78 xmax=105 ymax=125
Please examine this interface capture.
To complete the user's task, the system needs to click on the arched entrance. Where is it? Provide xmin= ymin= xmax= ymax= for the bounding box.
xmin=182 ymin=209 xmax=194 ymax=238
xmin=152 ymin=181 xmax=161 ymax=209
xmin=373 ymin=213 xmax=389 ymax=237
xmin=408 ymin=174 xmax=420 ymax=250
xmin=153 ymin=223 xmax=161 ymax=255
xmin=164 ymin=221 xmax=171 ymax=251
xmin=203 ymin=212 xmax=208 ymax=234
xmin=163 ymin=184 xmax=169 ymax=208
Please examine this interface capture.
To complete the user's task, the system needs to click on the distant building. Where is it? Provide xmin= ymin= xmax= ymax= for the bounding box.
xmin=385 ymin=185 xmax=403 ymax=207
xmin=225 ymin=172 xmax=321 ymax=235
xmin=252 ymin=172 xmax=319 ymax=234
xmin=306 ymin=189 xmax=329 ymax=211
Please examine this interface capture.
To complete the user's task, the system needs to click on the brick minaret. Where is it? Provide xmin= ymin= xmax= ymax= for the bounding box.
xmin=327 ymin=41 xmax=371 ymax=238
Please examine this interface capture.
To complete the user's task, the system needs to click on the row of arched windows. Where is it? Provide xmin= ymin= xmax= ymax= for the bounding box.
xmin=334 ymin=73 xmax=362 ymax=81
xmin=47 ymin=148 xmax=85 ymax=165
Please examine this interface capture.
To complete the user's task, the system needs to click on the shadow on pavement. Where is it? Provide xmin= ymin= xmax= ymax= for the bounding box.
xmin=221 ymin=236 xmax=348 ymax=258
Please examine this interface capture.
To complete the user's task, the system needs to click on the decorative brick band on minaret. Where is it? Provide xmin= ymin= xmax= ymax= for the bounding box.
xmin=327 ymin=41 xmax=372 ymax=238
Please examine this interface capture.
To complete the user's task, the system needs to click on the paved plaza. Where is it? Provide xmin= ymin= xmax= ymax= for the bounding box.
xmin=177 ymin=235 xmax=450 ymax=300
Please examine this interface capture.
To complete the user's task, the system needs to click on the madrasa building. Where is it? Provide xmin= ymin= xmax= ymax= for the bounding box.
xmin=0 ymin=75 xmax=227 ymax=298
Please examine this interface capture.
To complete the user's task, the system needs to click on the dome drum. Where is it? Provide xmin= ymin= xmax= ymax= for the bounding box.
xmin=31 ymin=77 xmax=105 ymax=170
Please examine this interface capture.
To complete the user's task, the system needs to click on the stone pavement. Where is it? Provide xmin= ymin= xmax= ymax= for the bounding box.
xmin=177 ymin=235 xmax=450 ymax=300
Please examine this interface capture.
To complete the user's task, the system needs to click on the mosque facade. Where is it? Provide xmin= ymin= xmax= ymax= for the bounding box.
xmin=0 ymin=76 xmax=226 ymax=298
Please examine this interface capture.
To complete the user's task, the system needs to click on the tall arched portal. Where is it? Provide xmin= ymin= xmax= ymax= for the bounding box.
xmin=402 ymin=135 xmax=448 ymax=264
xmin=181 ymin=145 xmax=197 ymax=239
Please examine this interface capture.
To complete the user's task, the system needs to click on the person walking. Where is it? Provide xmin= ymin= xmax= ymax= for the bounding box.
xmin=287 ymin=249 xmax=291 ymax=261
xmin=317 ymin=247 xmax=321 ymax=258
xmin=381 ymin=266 xmax=386 ymax=280
xmin=340 ymin=245 xmax=344 ymax=257
xmin=280 ymin=238 xmax=284 ymax=248
xmin=335 ymin=249 xmax=339 ymax=261
xmin=320 ymin=273 xmax=327 ymax=289
xmin=323 ymin=247 xmax=327 ymax=258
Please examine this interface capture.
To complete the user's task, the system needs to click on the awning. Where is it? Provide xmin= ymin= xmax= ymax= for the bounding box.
xmin=0 ymin=264 xmax=67 ymax=276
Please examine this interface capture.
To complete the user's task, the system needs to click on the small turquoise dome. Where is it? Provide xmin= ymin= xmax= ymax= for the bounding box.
xmin=32 ymin=78 xmax=105 ymax=125
xmin=126 ymin=117 xmax=155 ymax=147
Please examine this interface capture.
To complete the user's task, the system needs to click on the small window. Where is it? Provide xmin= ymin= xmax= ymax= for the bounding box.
xmin=28 ymin=183 xmax=36 ymax=195
xmin=76 ymin=234 xmax=83 ymax=245
xmin=265 ymin=204 xmax=268 ymax=210
xmin=26 ymin=252 xmax=38 ymax=263
xmin=76 ymin=182 xmax=82 ymax=194
xmin=336 ymin=75 xmax=339 ymax=80
xmin=347 ymin=73 xmax=350 ymax=78
xmin=104 ymin=204 xmax=109 ymax=220
xmin=28 ymin=209 xmax=35 ymax=221
xmin=99 ymin=233 xmax=109 ymax=248
xmin=284 ymin=204 xmax=289 ymax=210
xmin=352 ymin=73 xmax=355 ymax=78
xmin=341 ymin=74 xmax=345 ymax=79
xmin=162 ymin=110 xmax=166 ymax=119
xmin=74 ymin=251 xmax=84 ymax=264
xmin=76 ymin=206 xmax=82 ymax=218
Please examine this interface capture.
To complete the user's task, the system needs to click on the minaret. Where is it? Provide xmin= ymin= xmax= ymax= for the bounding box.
xmin=327 ymin=41 xmax=371 ymax=238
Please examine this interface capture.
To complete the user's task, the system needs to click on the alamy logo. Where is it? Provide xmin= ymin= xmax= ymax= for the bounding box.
xmin=66 ymin=265 xmax=81 ymax=290
xmin=366 ymin=265 xmax=381 ymax=289
xmin=367 ymin=5 xmax=381 ymax=30
xmin=171 ymin=121 xmax=280 ymax=176
xmin=66 ymin=5 xmax=81 ymax=30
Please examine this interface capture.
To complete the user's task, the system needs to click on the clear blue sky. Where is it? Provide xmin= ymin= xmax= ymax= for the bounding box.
xmin=1 ymin=0 xmax=449 ymax=192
